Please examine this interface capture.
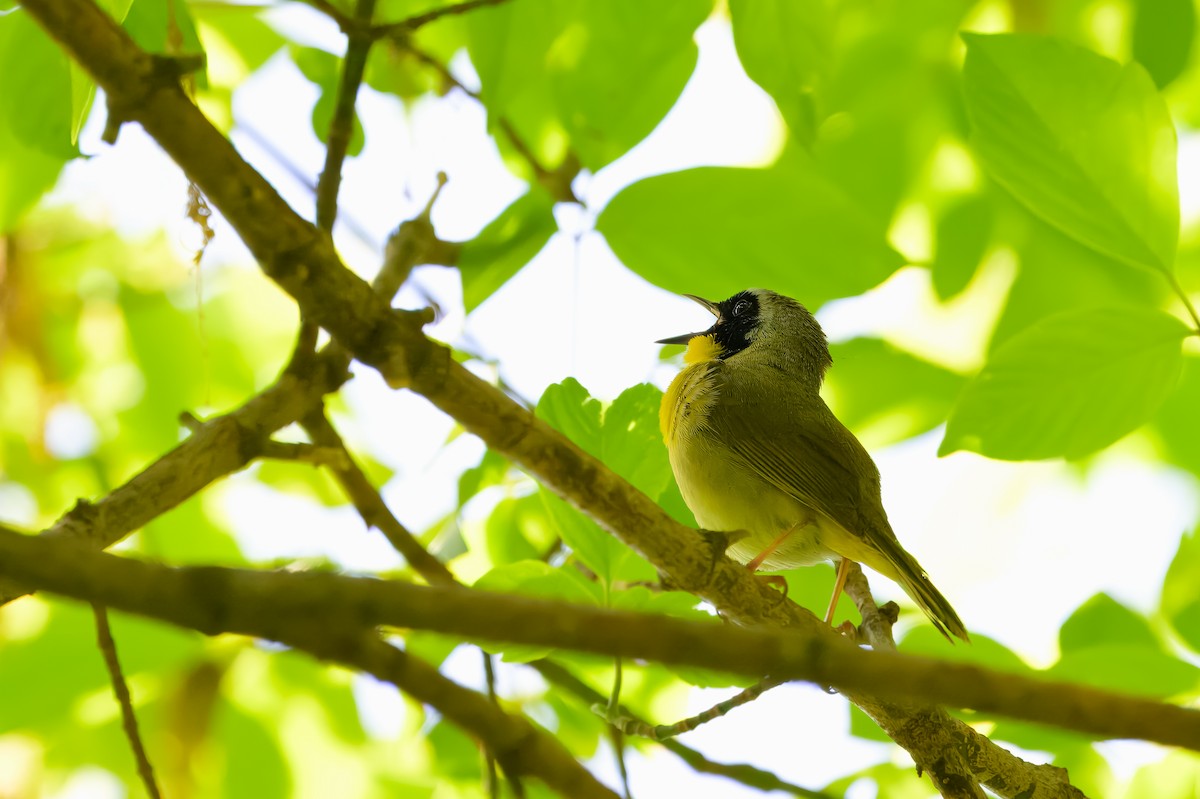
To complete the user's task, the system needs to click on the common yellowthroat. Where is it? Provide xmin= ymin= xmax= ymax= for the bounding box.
xmin=658 ymin=289 xmax=968 ymax=642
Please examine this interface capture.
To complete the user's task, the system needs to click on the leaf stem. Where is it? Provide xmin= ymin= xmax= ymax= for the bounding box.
xmin=1165 ymin=269 xmax=1200 ymax=334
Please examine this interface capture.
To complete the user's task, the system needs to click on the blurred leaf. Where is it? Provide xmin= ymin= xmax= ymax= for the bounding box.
xmin=0 ymin=9 xmax=76 ymax=159
xmin=1047 ymin=644 xmax=1200 ymax=698
xmin=598 ymin=160 xmax=903 ymax=309
xmin=1059 ymin=593 xmax=1159 ymax=653
xmin=0 ymin=10 xmax=75 ymax=230
xmin=824 ymin=337 xmax=965 ymax=449
xmin=728 ymin=0 xmax=830 ymax=145
xmin=481 ymin=492 xmax=557 ymax=565
xmin=963 ymin=33 xmax=1178 ymax=273
xmin=193 ymin=3 xmax=286 ymax=76
xmin=458 ymin=448 xmax=509 ymax=508
xmin=940 ymin=307 xmax=1190 ymax=460
xmin=548 ymin=0 xmax=710 ymax=170
xmin=140 ymin=496 xmax=245 ymax=565
xmin=930 ymin=191 xmax=994 ymax=300
xmin=427 ymin=720 xmax=483 ymax=781
xmin=271 ymin=651 xmax=365 ymax=744
xmin=989 ymin=207 xmax=1166 ymax=351
xmin=1153 ymin=355 xmax=1200 ymax=478
xmin=848 ymin=705 xmax=891 ymax=742
xmin=458 ymin=188 xmax=557 ymax=312
xmin=1126 ymin=750 xmax=1200 ymax=799
xmin=0 ymin=599 xmax=112 ymax=731
xmin=473 ymin=560 xmax=602 ymax=660
xmin=123 ymin=0 xmax=208 ymax=88
xmin=293 ymin=46 xmax=364 ymax=157
xmin=899 ymin=626 xmax=1032 ymax=675
xmin=256 ymin=459 xmax=351 ymax=506
xmin=467 ymin=0 xmax=710 ymax=171
xmin=1162 ymin=528 xmax=1200 ymax=654
xmin=219 ymin=702 xmax=293 ymax=799
xmin=1132 ymin=0 xmax=1194 ymax=89
xmin=0 ymin=125 xmax=67 ymax=232
xmin=826 ymin=761 xmax=937 ymax=798
xmin=540 ymin=487 xmax=655 ymax=587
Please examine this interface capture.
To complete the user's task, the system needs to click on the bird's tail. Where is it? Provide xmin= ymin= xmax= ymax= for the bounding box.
xmin=871 ymin=535 xmax=970 ymax=643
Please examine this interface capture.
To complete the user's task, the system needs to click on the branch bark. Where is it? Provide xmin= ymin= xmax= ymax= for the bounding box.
xmin=2 ymin=527 xmax=1197 ymax=761
xmin=9 ymin=0 xmax=1091 ymax=794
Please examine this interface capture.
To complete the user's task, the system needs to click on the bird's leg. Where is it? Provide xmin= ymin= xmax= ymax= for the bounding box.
xmin=825 ymin=557 xmax=853 ymax=625
xmin=745 ymin=522 xmax=801 ymax=572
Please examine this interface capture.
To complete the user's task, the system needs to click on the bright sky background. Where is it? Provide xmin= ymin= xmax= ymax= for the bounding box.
xmin=43 ymin=7 xmax=1200 ymax=797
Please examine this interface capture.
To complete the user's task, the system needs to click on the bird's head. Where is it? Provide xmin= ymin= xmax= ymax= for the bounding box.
xmin=657 ymin=288 xmax=831 ymax=381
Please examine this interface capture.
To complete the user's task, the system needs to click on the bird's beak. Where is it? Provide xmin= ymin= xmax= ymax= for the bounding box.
xmin=656 ymin=294 xmax=720 ymax=345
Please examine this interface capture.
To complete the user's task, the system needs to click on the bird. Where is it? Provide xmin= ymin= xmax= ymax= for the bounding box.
xmin=657 ymin=288 xmax=968 ymax=642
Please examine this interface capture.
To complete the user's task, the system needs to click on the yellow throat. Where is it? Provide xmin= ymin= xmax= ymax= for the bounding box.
xmin=659 ymin=334 xmax=722 ymax=443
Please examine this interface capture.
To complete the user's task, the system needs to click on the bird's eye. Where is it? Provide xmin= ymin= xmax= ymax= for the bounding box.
xmin=732 ymin=299 xmax=751 ymax=317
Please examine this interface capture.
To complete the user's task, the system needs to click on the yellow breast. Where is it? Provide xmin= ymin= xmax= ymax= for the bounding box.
xmin=660 ymin=335 xmax=722 ymax=445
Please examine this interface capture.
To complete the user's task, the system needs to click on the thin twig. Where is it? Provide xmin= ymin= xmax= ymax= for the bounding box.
xmin=93 ymin=604 xmax=163 ymax=799
xmin=295 ymin=0 xmax=355 ymax=31
xmin=531 ymin=661 xmax=832 ymax=798
xmin=236 ymin=123 xmax=381 ymax=251
xmin=601 ymin=677 xmax=785 ymax=741
xmin=315 ymin=0 xmax=377 ymax=233
xmin=371 ymin=0 xmax=510 ymax=37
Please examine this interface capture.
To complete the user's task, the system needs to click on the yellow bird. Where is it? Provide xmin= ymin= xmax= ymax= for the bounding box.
xmin=658 ymin=289 xmax=968 ymax=642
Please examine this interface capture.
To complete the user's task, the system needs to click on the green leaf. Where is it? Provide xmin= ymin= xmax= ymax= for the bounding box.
xmin=598 ymin=161 xmax=903 ymax=309
xmin=0 ymin=125 xmax=67 ymax=232
xmin=534 ymin=379 xmax=667 ymax=585
xmin=457 ymin=448 xmax=509 ymax=508
xmin=540 ymin=488 xmax=655 ymax=587
xmin=1047 ymin=645 xmax=1200 ymax=698
xmin=458 ymin=188 xmax=557 ymax=312
xmin=1059 ymin=593 xmax=1159 ymax=653
xmin=473 ymin=560 xmax=602 ymax=660
xmin=940 ymin=307 xmax=1190 ymax=460
xmin=1162 ymin=528 xmax=1200 ymax=653
xmin=219 ymin=703 xmax=293 ymax=799
xmin=930 ymin=192 xmax=993 ymax=300
xmin=467 ymin=0 xmax=711 ymax=171
xmin=536 ymin=378 xmax=602 ymax=455
xmin=481 ymin=493 xmax=557 ymax=565
xmin=1153 ymin=355 xmax=1200 ymax=479
xmin=123 ymin=0 xmax=208 ymax=88
xmin=193 ymin=3 xmax=286 ymax=77
xmin=0 ymin=9 xmax=76 ymax=159
xmin=899 ymin=627 xmax=1032 ymax=676
xmin=547 ymin=0 xmax=710 ymax=170
xmin=962 ymin=33 xmax=1178 ymax=273
xmin=728 ymin=0 xmax=830 ymax=145
xmin=600 ymin=383 xmax=672 ymax=500
xmin=1132 ymin=0 xmax=1194 ymax=89
xmin=6 ymin=53 xmax=70 ymax=160
xmin=823 ymin=337 xmax=965 ymax=449
xmin=988 ymin=208 xmax=1167 ymax=352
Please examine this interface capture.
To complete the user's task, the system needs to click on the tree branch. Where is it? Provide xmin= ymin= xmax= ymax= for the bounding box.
xmin=3 ymin=527 xmax=1199 ymax=760
xmin=9 ymin=0 xmax=1088 ymax=793
xmin=93 ymin=604 xmax=163 ymax=799
xmin=314 ymin=0 xmax=376 ymax=233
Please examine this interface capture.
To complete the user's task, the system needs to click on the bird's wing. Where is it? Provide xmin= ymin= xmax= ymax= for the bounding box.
xmin=705 ymin=368 xmax=883 ymax=542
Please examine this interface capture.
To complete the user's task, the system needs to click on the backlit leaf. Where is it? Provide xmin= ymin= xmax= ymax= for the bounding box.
xmin=963 ymin=33 xmax=1178 ymax=273
xmin=941 ymin=307 xmax=1190 ymax=460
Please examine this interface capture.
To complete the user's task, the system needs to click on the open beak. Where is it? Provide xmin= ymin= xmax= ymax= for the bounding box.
xmin=655 ymin=294 xmax=720 ymax=345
